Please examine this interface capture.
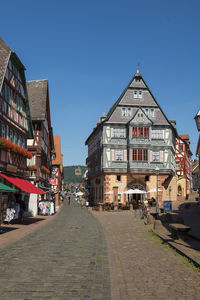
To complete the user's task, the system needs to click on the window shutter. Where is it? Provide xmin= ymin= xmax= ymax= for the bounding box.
xmin=124 ymin=149 xmax=127 ymax=161
xmin=160 ymin=151 xmax=163 ymax=162
xmin=111 ymin=128 xmax=113 ymax=138
xmin=150 ymin=150 xmax=152 ymax=161
xmin=112 ymin=150 xmax=115 ymax=161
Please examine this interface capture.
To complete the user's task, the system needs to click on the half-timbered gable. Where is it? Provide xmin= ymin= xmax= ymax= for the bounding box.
xmin=0 ymin=37 xmax=33 ymax=176
xmin=176 ymin=134 xmax=192 ymax=198
xmin=27 ymin=80 xmax=54 ymax=188
xmin=86 ymin=68 xmax=178 ymax=206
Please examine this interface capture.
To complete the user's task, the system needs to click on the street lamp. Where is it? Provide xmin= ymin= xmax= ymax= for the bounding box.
xmin=194 ymin=109 xmax=200 ymax=131
xmin=155 ymin=166 xmax=159 ymax=218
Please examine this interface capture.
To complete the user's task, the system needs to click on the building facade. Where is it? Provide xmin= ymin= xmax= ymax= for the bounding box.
xmin=51 ymin=136 xmax=63 ymax=211
xmin=26 ymin=80 xmax=54 ymax=216
xmin=175 ymin=134 xmax=192 ymax=200
xmin=86 ymin=68 xmax=178 ymax=206
xmin=0 ymin=37 xmax=45 ymax=221
xmin=195 ymin=108 xmax=200 ymax=197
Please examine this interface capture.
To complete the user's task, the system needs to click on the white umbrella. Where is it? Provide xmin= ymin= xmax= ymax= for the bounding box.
xmin=104 ymin=191 xmax=113 ymax=194
xmin=76 ymin=191 xmax=84 ymax=196
xmin=104 ymin=191 xmax=123 ymax=194
xmin=123 ymin=189 xmax=146 ymax=194
xmin=147 ymin=188 xmax=162 ymax=193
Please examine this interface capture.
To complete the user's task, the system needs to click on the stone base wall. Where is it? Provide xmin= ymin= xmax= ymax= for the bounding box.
xmin=89 ymin=172 xmax=178 ymax=205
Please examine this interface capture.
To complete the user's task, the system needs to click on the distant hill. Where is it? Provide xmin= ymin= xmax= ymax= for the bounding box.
xmin=63 ymin=165 xmax=87 ymax=183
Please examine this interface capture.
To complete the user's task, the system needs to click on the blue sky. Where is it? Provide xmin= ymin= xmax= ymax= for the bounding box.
xmin=1 ymin=0 xmax=200 ymax=165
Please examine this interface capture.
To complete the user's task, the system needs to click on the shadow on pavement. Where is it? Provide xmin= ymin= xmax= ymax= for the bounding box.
xmin=0 ymin=226 xmax=18 ymax=234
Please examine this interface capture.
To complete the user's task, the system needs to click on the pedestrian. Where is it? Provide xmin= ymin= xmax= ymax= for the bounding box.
xmin=85 ymin=200 xmax=89 ymax=209
xmin=68 ymin=196 xmax=71 ymax=205
xmin=18 ymin=198 xmax=25 ymax=224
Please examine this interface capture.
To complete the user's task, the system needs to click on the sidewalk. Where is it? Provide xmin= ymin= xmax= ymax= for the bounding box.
xmin=150 ymin=199 xmax=200 ymax=267
xmin=93 ymin=210 xmax=200 ymax=299
xmin=0 ymin=206 xmax=62 ymax=248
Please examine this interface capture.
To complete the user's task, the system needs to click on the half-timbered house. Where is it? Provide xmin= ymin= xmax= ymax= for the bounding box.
xmin=51 ymin=136 xmax=63 ymax=211
xmin=0 ymin=37 xmax=45 ymax=220
xmin=175 ymin=134 xmax=192 ymax=200
xmin=85 ymin=67 xmax=178 ymax=207
xmin=26 ymin=80 xmax=54 ymax=216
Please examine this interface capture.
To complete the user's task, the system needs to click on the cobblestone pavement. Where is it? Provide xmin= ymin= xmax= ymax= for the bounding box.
xmin=0 ymin=201 xmax=110 ymax=300
xmin=93 ymin=211 xmax=200 ymax=300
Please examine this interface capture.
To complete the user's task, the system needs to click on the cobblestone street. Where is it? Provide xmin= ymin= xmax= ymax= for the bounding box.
xmin=1 ymin=203 xmax=200 ymax=300
xmin=0 ymin=201 xmax=110 ymax=300
xmin=94 ymin=211 xmax=200 ymax=300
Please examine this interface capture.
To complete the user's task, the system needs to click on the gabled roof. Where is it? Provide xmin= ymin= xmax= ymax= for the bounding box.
xmin=105 ymin=69 xmax=174 ymax=127
xmin=179 ymin=134 xmax=189 ymax=141
xmin=128 ymin=107 xmax=152 ymax=125
xmin=27 ymin=79 xmax=49 ymax=121
xmin=0 ymin=37 xmax=26 ymax=92
xmin=0 ymin=37 xmax=10 ymax=92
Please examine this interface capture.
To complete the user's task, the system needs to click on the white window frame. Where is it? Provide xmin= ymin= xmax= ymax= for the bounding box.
xmin=122 ymin=107 xmax=126 ymax=117
xmin=115 ymin=150 xmax=123 ymax=161
xmin=133 ymin=91 xmax=138 ymax=98
xmin=112 ymin=128 xmax=126 ymax=138
xmin=121 ymin=107 xmax=131 ymax=118
xmin=151 ymin=129 xmax=163 ymax=139
xmin=152 ymin=151 xmax=160 ymax=162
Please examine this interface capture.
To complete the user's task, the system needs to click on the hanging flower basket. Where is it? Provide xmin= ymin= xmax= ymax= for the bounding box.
xmin=41 ymin=165 xmax=50 ymax=174
xmin=0 ymin=137 xmax=32 ymax=159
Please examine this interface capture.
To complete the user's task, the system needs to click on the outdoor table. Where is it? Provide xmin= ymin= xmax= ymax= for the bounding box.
xmin=169 ymin=223 xmax=191 ymax=241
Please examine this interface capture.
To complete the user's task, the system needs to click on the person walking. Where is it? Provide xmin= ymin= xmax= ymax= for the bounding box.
xmin=68 ymin=196 xmax=71 ymax=205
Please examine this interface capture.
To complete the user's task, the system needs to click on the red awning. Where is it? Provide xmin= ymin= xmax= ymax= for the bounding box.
xmin=0 ymin=174 xmax=46 ymax=194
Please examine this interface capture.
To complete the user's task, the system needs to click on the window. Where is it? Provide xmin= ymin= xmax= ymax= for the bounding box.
xmin=1 ymin=123 xmax=7 ymax=138
xmin=112 ymin=128 xmax=126 ymax=138
xmin=152 ymin=151 xmax=160 ymax=162
xmin=144 ymin=108 xmax=155 ymax=119
xmin=122 ymin=107 xmax=126 ymax=117
xmin=117 ymin=175 xmax=121 ymax=181
xmin=151 ymin=129 xmax=163 ymax=139
xmin=133 ymin=90 xmax=142 ymax=99
xmin=3 ymin=83 xmax=11 ymax=103
xmin=121 ymin=107 xmax=132 ymax=117
xmin=179 ymin=145 xmax=183 ymax=152
xmin=132 ymin=127 xmax=149 ymax=138
xmin=115 ymin=150 xmax=123 ymax=161
xmin=132 ymin=149 xmax=148 ymax=161
xmin=150 ymin=109 xmax=155 ymax=118
xmin=10 ymin=129 xmax=14 ymax=143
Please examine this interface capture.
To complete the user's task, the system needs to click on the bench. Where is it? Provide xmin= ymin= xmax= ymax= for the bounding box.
xmin=169 ymin=223 xmax=191 ymax=241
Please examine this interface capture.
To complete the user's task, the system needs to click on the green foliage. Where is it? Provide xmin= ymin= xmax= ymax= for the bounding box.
xmin=63 ymin=165 xmax=86 ymax=183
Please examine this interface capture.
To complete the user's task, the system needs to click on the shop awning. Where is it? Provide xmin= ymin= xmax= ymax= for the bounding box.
xmin=0 ymin=174 xmax=46 ymax=194
xmin=0 ymin=182 xmax=17 ymax=192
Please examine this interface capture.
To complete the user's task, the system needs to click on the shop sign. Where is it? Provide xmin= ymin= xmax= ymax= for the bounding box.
xmin=50 ymin=178 xmax=56 ymax=185
xmin=6 ymin=164 xmax=17 ymax=173
xmin=75 ymin=167 xmax=81 ymax=176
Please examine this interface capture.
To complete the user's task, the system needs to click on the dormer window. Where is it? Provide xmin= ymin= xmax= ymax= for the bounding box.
xmin=133 ymin=90 xmax=143 ymax=99
xmin=121 ymin=107 xmax=132 ymax=117
xmin=144 ymin=108 xmax=155 ymax=119
xmin=134 ymin=91 xmax=138 ymax=98
xmin=122 ymin=107 xmax=126 ymax=117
